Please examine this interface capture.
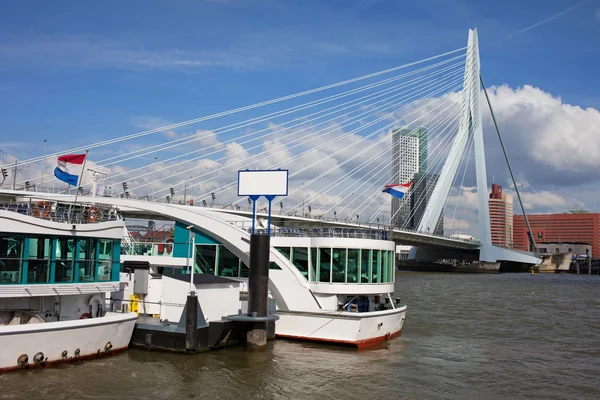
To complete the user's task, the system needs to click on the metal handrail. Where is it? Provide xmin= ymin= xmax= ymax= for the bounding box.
xmin=0 ymin=200 xmax=119 ymax=224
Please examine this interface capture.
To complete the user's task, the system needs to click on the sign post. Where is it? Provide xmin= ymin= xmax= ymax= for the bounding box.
xmin=235 ymin=169 xmax=288 ymax=351
xmin=238 ymin=169 xmax=288 ymax=234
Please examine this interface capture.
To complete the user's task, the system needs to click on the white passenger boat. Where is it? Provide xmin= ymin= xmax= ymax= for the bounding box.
xmin=0 ymin=201 xmax=137 ymax=373
xmin=268 ymin=233 xmax=406 ymax=348
xmin=120 ymin=216 xmax=407 ymax=349
xmin=0 ymin=192 xmax=406 ymax=350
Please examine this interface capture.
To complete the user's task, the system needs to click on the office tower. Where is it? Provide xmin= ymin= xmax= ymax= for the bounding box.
xmin=488 ymin=184 xmax=513 ymax=247
xmin=391 ymin=126 xmax=429 ymax=228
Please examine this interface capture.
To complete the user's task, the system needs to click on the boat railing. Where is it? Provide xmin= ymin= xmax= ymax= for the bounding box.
xmin=0 ymin=199 xmax=119 ymax=224
xmin=227 ymin=221 xmax=390 ymax=240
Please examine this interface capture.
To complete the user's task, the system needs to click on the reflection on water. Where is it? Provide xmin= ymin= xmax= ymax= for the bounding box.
xmin=2 ymin=272 xmax=600 ymax=399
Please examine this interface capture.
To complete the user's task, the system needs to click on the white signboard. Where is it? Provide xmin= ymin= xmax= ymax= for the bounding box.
xmin=238 ymin=169 xmax=288 ymax=197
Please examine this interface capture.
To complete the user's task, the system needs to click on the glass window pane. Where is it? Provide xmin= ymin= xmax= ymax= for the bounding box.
xmin=275 ymin=247 xmax=291 ymax=260
xmin=269 ymin=262 xmax=281 ymax=270
xmin=371 ymin=249 xmax=379 ymax=283
xmin=27 ymin=237 xmax=52 ymax=283
xmin=98 ymin=239 xmax=113 ymax=281
xmin=361 ymin=249 xmax=371 ymax=283
xmin=292 ymin=247 xmax=309 ymax=278
xmin=318 ymin=248 xmax=331 ymax=282
xmin=346 ymin=249 xmax=360 ymax=283
xmin=0 ymin=235 xmax=24 ymax=258
xmin=55 ymin=238 xmax=75 ymax=283
xmin=389 ymin=251 xmax=395 ymax=283
xmin=195 ymin=245 xmax=216 ymax=275
xmin=218 ymin=246 xmax=239 ymax=277
xmin=310 ymin=247 xmax=318 ymax=282
xmin=78 ymin=238 xmax=97 ymax=282
xmin=28 ymin=237 xmax=52 ymax=259
xmin=331 ymin=248 xmax=346 ymax=283
xmin=0 ymin=235 xmax=24 ymax=284
xmin=383 ymin=251 xmax=389 ymax=282
xmin=239 ymin=261 xmax=249 ymax=278
xmin=28 ymin=259 xmax=50 ymax=283
xmin=376 ymin=250 xmax=382 ymax=283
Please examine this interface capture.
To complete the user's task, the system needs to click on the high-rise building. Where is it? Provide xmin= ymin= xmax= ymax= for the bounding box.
xmin=513 ymin=211 xmax=600 ymax=257
xmin=488 ymin=184 xmax=513 ymax=248
xmin=390 ymin=127 xmax=430 ymax=229
xmin=409 ymin=171 xmax=443 ymax=234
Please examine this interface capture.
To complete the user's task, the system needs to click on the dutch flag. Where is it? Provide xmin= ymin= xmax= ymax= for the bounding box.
xmin=53 ymin=154 xmax=87 ymax=186
xmin=382 ymin=181 xmax=412 ymax=199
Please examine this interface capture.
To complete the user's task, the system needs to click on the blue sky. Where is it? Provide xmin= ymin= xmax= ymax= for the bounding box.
xmin=1 ymin=0 xmax=600 ymax=232
xmin=0 ymin=0 xmax=598 ymax=155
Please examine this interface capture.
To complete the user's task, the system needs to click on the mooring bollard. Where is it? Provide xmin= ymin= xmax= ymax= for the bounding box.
xmin=185 ymin=293 xmax=199 ymax=351
xmin=246 ymin=234 xmax=271 ymax=351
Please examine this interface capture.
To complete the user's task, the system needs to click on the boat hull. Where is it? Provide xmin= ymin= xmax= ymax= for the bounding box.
xmin=275 ymin=305 xmax=407 ymax=348
xmin=0 ymin=312 xmax=137 ymax=373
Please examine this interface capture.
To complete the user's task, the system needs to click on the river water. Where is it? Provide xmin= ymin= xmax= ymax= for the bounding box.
xmin=2 ymin=272 xmax=600 ymax=399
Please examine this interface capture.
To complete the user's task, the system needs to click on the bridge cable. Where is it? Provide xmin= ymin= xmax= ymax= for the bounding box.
xmin=480 ymin=73 xmax=536 ymax=251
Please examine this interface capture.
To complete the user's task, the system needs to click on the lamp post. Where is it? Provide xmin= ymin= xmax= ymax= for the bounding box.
xmin=184 ymin=182 xmax=188 ymax=204
xmin=41 ymin=139 xmax=47 ymax=188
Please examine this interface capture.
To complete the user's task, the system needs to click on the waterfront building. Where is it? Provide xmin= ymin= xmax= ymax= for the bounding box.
xmin=489 ymin=184 xmax=513 ymax=248
xmin=391 ymin=126 xmax=430 ymax=229
xmin=535 ymin=242 xmax=591 ymax=257
xmin=513 ymin=211 xmax=600 ymax=257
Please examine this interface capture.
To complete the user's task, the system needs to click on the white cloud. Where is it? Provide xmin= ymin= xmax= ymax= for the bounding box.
xmin=4 ymin=80 xmax=599 ymax=233
xmin=444 ymin=216 xmax=470 ymax=231
xmin=129 ymin=116 xmax=173 ymax=130
xmin=0 ymin=35 xmax=265 ymax=71
xmin=520 ymin=190 xmax=584 ymax=211
xmin=484 ymin=84 xmax=600 ymax=174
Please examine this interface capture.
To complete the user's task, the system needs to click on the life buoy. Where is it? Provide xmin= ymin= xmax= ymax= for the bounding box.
xmin=87 ymin=206 xmax=99 ymax=222
xmin=166 ymin=238 xmax=174 ymax=254
xmin=33 ymin=201 xmax=51 ymax=218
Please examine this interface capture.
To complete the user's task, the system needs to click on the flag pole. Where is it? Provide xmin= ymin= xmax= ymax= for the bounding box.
xmin=70 ymin=150 xmax=89 ymax=222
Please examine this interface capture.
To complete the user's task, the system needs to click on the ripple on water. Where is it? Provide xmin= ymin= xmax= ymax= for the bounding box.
xmin=2 ymin=273 xmax=600 ymax=399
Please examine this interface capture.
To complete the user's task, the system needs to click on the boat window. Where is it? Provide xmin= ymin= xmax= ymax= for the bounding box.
xmin=361 ymin=249 xmax=371 ymax=283
xmin=331 ymin=248 xmax=346 ymax=283
xmin=382 ymin=250 xmax=389 ymax=282
xmin=0 ymin=234 xmax=24 ymax=284
xmin=346 ymin=249 xmax=360 ymax=283
xmin=275 ymin=247 xmax=291 ymax=260
xmin=55 ymin=238 xmax=75 ymax=283
xmin=389 ymin=251 xmax=395 ymax=283
xmin=372 ymin=250 xmax=380 ymax=283
xmin=97 ymin=239 xmax=113 ymax=281
xmin=318 ymin=248 xmax=331 ymax=282
xmin=27 ymin=236 xmax=52 ymax=283
xmin=218 ymin=245 xmax=239 ymax=277
xmin=269 ymin=262 xmax=281 ymax=270
xmin=239 ymin=261 xmax=249 ymax=277
xmin=195 ymin=245 xmax=216 ymax=275
xmin=78 ymin=238 xmax=97 ymax=282
xmin=310 ymin=247 xmax=318 ymax=282
xmin=291 ymin=247 xmax=309 ymax=278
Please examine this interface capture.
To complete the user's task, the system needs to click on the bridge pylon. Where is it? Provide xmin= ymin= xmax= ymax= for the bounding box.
xmin=410 ymin=28 xmax=496 ymax=262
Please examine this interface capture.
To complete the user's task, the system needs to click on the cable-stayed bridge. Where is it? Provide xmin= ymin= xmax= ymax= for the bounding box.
xmin=0 ymin=29 xmax=541 ymax=266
